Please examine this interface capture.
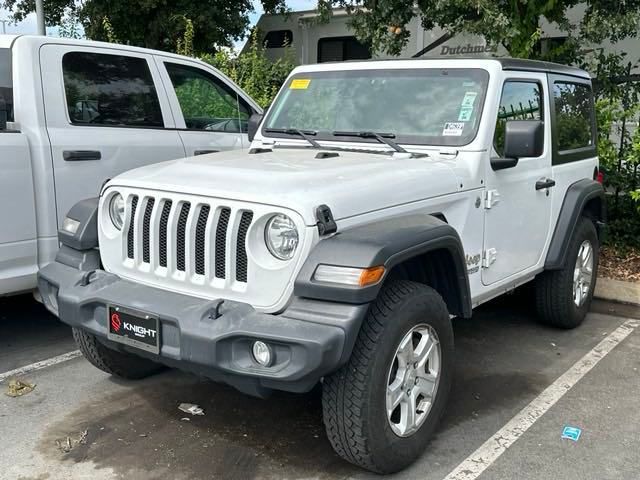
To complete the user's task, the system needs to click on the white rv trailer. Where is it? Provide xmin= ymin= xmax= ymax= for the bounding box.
xmin=247 ymin=6 xmax=640 ymax=73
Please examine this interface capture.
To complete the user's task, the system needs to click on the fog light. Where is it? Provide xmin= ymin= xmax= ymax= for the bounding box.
xmin=252 ymin=341 xmax=273 ymax=367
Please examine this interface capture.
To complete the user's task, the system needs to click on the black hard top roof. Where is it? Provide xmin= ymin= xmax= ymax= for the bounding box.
xmin=316 ymin=57 xmax=592 ymax=80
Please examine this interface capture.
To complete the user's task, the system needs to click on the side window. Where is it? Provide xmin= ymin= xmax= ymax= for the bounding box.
xmin=493 ymin=81 xmax=542 ymax=156
xmin=264 ymin=30 xmax=293 ymax=48
xmin=0 ymin=48 xmax=13 ymax=122
xmin=317 ymin=36 xmax=371 ymax=63
xmin=553 ymin=82 xmax=594 ymax=151
xmin=165 ymin=62 xmax=250 ymax=133
xmin=62 ymin=52 xmax=164 ymax=127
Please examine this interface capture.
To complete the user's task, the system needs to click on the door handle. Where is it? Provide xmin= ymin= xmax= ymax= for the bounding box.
xmin=535 ymin=178 xmax=556 ymax=190
xmin=194 ymin=149 xmax=220 ymax=156
xmin=63 ymin=150 xmax=102 ymax=161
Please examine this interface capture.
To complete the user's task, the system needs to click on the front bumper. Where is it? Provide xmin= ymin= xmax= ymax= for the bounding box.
xmin=38 ymin=262 xmax=368 ymax=396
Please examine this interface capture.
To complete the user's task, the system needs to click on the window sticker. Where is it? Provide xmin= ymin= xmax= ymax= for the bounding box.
xmin=458 ymin=106 xmax=473 ymax=121
xmin=461 ymin=91 xmax=478 ymax=108
xmin=442 ymin=122 xmax=465 ymax=136
xmin=290 ymin=78 xmax=311 ymax=89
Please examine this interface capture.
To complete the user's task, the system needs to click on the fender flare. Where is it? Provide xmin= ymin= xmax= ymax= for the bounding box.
xmin=294 ymin=214 xmax=472 ymax=318
xmin=58 ymin=197 xmax=99 ymax=251
xmin=544 ymin=179 xmax=605 ymax=270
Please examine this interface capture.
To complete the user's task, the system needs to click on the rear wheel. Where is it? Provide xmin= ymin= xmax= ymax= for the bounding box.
xmin=73 ymin=328 xmax=163 ymax=379
xmin=535 ymin=217 xmax=599 ymax=329
xmin=322 ymin=280 xmax=454 ymax=473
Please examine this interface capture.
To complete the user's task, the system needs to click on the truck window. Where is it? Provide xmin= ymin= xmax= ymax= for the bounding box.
xmin=0 ymin=48 xmax=13 ymax=122
xmin=494 ymin=81 xmax=542 ymax=156
xmin=165 ymin=62 xmax=250 ymax=133
xmin=62 ymin=52 xmax=164 ymax=128
xmin=553 ymin=82 xmax=594 ymax=151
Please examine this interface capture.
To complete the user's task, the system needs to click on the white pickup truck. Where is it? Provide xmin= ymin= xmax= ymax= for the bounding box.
xmin=0 ymin=34 xmax=261 ymax=296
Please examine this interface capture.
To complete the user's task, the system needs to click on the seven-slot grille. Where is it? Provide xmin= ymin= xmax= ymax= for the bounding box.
xmin=126 ymin=194 xmax=254 ymax=283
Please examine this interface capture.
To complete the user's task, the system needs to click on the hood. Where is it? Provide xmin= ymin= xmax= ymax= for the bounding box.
xmin=108 ymin=148 xmax=460 ymax=226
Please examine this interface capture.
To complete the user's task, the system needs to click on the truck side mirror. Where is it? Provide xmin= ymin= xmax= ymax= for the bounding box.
xmin=0 ymin=97 xmax=7 ymax=131
xmin=491 ymin=120 xmax=544 ymax=171
xmin=247 ymin=112 xmax=264 ymax=142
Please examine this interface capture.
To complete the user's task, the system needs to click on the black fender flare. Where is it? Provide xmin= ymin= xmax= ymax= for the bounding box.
xmin=58 ymin=197 xmax=99 ymax=251
xmin=544 ymin=179 xmax=605 ymax=270
xmin=294 ymin=214 xmax=472 ymax=318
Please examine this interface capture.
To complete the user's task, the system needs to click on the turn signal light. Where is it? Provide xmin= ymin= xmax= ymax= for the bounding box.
xmin=313 ymin=265 xmax=386 ymax=287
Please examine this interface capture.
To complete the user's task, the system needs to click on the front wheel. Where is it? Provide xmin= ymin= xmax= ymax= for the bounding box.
xmin=322 ymin=280 xmax=454 ymax=473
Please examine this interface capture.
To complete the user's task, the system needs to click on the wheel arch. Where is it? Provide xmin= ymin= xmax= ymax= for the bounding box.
xmin=294 ymin=214 xmax=472 ymax=318
xmin=544 ymin=178 xmax=605 ymax=270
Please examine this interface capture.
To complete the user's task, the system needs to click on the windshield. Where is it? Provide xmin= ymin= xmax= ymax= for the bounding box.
xmin=263 ymin=68 xmax=489 ymax=147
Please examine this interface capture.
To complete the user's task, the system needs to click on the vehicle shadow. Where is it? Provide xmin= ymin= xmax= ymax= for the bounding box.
xmin=37 ymin=290 xmax=588 ymax=479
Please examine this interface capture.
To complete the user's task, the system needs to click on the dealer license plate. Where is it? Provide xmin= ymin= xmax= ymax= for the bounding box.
xmin=107 ymin=305 xmax=160 ymax=354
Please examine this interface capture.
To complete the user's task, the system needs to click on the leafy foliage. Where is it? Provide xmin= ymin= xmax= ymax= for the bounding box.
xmin=1 ymin=0 xmax=287 ymax=53
xmin=315 ymin=0 xmax=640 ymax=60
xmin=201 ymin=30 xmax=295 ymax=109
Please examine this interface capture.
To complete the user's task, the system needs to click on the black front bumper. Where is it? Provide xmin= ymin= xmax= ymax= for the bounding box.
xmin=38 ymin=262 xmax=368 ymax=396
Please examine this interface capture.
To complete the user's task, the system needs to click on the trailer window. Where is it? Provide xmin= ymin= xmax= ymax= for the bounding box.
xmin=0 ymin=48 xmax=13 ymax=122
xmin=264 ymin=30 xmax=293 ymax=48
xmin=317 ymin=36 xmax=371 ymax=63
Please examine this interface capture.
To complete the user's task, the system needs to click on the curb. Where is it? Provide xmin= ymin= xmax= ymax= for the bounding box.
xmin=595 ymin=277 xmax=640 ymax=307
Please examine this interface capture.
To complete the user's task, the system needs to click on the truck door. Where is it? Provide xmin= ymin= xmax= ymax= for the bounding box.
xmin=155 ymin=56 xmax=260 ymax=156
xmin=0 ymin=131 xmax=37 ymax=294
xmin=482 ymin=74 xmax=553 ymax=285
xmin=40 ymin=45 xmax=186 ymax=222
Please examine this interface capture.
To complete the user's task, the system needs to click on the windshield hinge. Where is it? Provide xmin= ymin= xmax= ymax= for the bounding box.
xmin=438 ymin=149 xmax=459 ymax=158
xmin=316 ymin=205 xmax=337 ymax=236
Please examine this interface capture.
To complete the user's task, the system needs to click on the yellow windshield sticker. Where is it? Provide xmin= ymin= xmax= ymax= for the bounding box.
xmin=290 ymin=79 xmax=311 ymax=89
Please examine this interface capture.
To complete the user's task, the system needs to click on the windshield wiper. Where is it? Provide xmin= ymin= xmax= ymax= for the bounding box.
xmin=332 ymin=131 xmax=407 ymax=153
xmin=264 ymin=127 xmax=322 ymax=149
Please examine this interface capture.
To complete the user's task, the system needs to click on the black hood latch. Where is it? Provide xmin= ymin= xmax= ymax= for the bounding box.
xmin=316 ymin=205 xmax=337 ymax=236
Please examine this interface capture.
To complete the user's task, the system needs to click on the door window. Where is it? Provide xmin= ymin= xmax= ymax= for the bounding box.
xmin=165 ymin=62 xmax=250 ymax=133
xmin=494 ymin=81 xmax=542 ymax=156
xmin=62 ymin=52 xmax=164 ymax=127
xmin=553 ymin=82 xmax=594 ymax=151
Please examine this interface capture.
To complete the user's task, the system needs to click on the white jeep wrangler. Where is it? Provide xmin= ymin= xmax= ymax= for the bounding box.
xmin=39 ymin=58 xmax=605 ymax=473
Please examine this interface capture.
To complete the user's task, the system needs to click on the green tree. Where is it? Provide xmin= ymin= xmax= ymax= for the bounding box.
xmin=2 ymin=0 xmax=288 ymax=53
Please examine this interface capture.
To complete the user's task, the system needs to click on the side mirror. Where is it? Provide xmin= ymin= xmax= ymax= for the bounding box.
xmin=247 ymin=112 xmax=264 ymax=142
xmin=0 ymin=96 xmax=7 ymax=131
xmin=491 ymin=120 xmax=544 ymax=171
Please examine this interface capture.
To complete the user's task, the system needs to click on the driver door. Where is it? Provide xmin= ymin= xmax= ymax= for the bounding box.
xmin=156 ymin=57 xmax=255 ymax=156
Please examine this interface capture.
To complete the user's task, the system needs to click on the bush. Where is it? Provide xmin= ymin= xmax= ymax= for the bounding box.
xmin=200 ymin=30 xmax=295 ymax=109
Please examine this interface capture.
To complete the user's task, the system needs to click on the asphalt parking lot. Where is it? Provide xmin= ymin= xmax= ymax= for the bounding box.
xmin=1 ymin=293 xmax=639 ymax=480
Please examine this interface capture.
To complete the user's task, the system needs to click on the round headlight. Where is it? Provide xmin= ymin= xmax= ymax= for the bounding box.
xmin=109 ymin=193 xmax=125 ymax=230
xmin=265 ymin=214 xmax=299 ymax=260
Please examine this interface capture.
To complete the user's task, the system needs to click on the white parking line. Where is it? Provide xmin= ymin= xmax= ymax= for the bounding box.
xmin=0 ymin=350 xmax=82 ymax=383
xmin=443 ymin=318 xmax=640 ymax=480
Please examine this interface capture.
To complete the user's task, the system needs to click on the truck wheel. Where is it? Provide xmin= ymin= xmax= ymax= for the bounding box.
xmin=322 ymin=280 xmax=454 ymax=474
xmin=535 ymin=216 xmax=599 ymax=329
xmin=72 ymin=328 xmax=163 ymax=379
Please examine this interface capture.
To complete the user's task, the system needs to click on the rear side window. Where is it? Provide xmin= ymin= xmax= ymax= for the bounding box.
xmin=0 ymin=48 xmax=13 ymax=122
xmin=553 ymin=82 xmax=594 ymax=151
xmin=62 ymin=52 xmax=164 ymax=128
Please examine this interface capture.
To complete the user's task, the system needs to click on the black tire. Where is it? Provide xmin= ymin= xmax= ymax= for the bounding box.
xmin=72 ymin=328 xmax=163 ymax=379
xmin=322 ymin=280 xmax=454 ymax=474
xmin=535 ymin=216 xmax=599 ymax=329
